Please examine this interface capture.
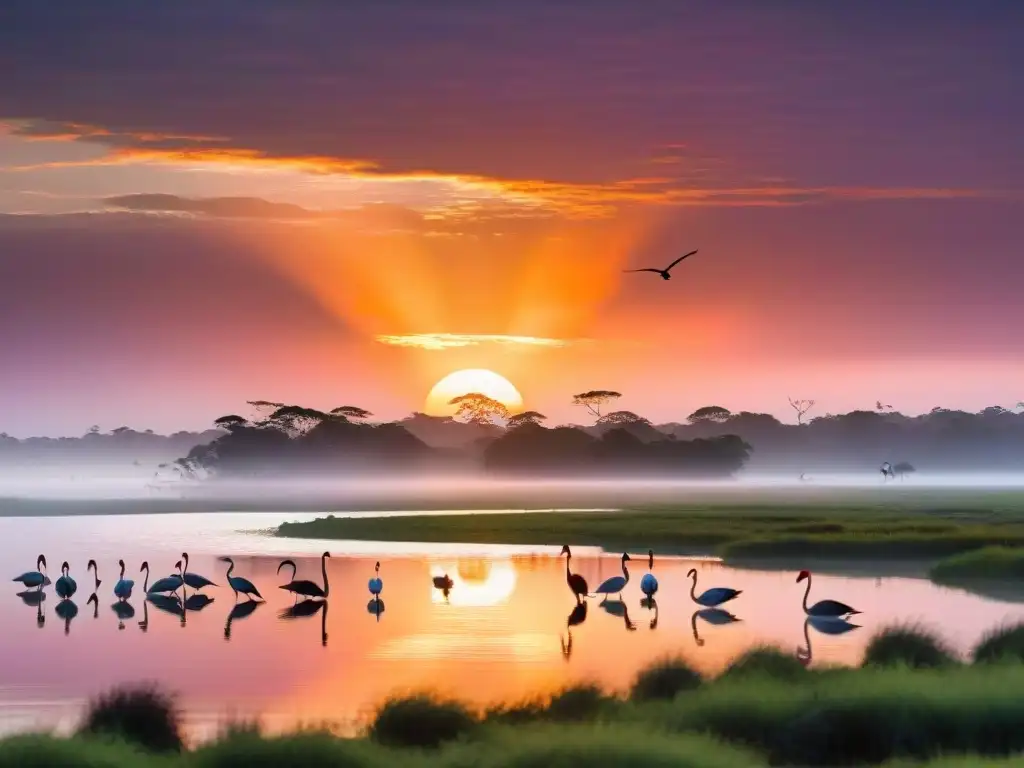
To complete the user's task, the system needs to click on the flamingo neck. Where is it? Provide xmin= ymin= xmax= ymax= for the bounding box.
xmin=225 ymin=560 xmax=235 ymax=580
xmin=142 ymin=565 xmax=148 ymax=592
xmin=802 ymin=575 xmax=812 ymax=613
xmin=321 ymin=554 xmax=330 ymax=597
xmin=119 ymin=563 xmax=125 ymax=580
xmin=183 ymin=555 xmax=189 ymax=573
xmin=689 ymin=572 xmax=698 ymax=602
xmin=621 ymin=558 xmax=629 ymax=580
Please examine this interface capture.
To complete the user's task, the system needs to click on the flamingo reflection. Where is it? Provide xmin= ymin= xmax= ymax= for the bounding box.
xmin=641 ymin=596 xmax=659 ymax=630
xmin=598 ymin=599 xmax=637 ymax=631
xmin=87 ymin=593 xmax=99 ymax=619
xmin=690 ymin=608 xmax=740 ymax=647
xmin=224 ymin=597 xmax=263 ymax=640
xmin=111 ymin=599 xmax=135 ymax=630
xmin=798 ymin=616 xmax=860 ymax=667
xmin=54 ymin=599 xmax=78 ymax=635
xmin=367 ymin=597 xmax=385 ymax=622
xmin=560 ymin=600 xmax=588 ymax=660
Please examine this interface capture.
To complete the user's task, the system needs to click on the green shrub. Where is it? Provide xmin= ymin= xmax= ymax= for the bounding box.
xmin=192 ymin=731 xmax=395 ymax=768
xmin=863 ymin=625 xmax=958 ymax=669
xmin=0 ymin=734 xmax=156 ymax=768
xmin=630 ymin=657 xmax=702 ymax=702
xmin=972 ymin=623 xmax=1024 ymax=664
xmin=368 ymin=694 xmax=475 ymax=749
xmin=543 ymin=684 xmax=616 ymax=722
xmin=77 ymin=685 xmax=183 ymax=754
xmin=719 ymin=647 xmax=807 ymax=681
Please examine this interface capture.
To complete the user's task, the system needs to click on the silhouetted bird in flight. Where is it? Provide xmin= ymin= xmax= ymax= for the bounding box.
xmin=623 ymin=249 xmax=698 ymax=281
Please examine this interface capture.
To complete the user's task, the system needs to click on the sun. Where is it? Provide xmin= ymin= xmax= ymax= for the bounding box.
xmin=425 ymin=369 xmax=524 ymax=416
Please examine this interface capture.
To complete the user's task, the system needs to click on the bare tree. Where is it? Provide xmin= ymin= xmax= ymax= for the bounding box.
xmin=449 ymin=393 xmax=510 ymax=425
xmin=788 ymin=397 xmax=816 ymax=425
xmin=572 ymin=390 xmax=622 ymax=421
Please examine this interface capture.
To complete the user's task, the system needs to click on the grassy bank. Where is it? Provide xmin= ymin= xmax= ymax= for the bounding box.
xmin=930 ymin=546 xmax=1024 ymax=581
xmin=13 ymin=638 xmax=1024 ymax=767
xmin=277 ymin=497 xmax=1024 ymax=562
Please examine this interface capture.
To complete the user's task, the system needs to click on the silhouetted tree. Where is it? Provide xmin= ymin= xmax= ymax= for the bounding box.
xmin=213 ymin=415 xmax=248 ymax=432
xmin=330 ymin=405 xmax=373 ymax=421
xmin=112 ymin=426 xmax=132 ymax=435
xmin=876 ymin=401 xmax=893 ymax=412
xmin=597 ymin=410 xmax=651 ymax=426
xmin=788 ymin=397 xmax=815 ymax=425
xmin=87 ymin=425 xmax=100 ymax=435
xmin=266 ymin=405 xmax=328 ymax=436
xmin=572 ymin=390 xmax=621 ymax=421
xmin=449 ymin=393 xmax=510 ymax=425
xmin=893 ymin=461 xmax=916 ymax=480
xmin=688 ymin=406 xmax=731 ymax=424
xmin=507 ymin=411 xmax=547 ymax=429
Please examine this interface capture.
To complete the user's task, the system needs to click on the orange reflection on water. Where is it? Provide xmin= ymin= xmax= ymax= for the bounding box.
xmin=3 ymin=546 xmax=1024 ymax=740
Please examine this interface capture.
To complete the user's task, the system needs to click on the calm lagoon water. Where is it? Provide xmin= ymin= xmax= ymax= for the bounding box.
xmin=2 ymin=510 xmax=1023 ymax=741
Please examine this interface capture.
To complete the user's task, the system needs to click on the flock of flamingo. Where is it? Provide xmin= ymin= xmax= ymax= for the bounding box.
xmin=10 ymin=551 xmax=384 ymax=640
xmin=11 ymin=548 xmax=860 ymax=661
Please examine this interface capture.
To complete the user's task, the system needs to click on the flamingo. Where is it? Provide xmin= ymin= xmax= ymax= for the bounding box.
xmin=87 ymin=559 xmax=101 ymax=591
xmin=640 ymin=549 xmax=658 ymax=598
xmin=559 ymin=545 xmax=589 ymax=603
xmin=368 ymin=561 xmax=383 ymax=596
xmin=180 ymin=553 xmax=217 ymax=590
xmin=797 ymin=570 xmax=860 ymax=619
xmin=219 ymin=557 xmax=262 ymax=601
xmin=592 ymin=553 xmax=630 ymax=601
xmin=278 ymin=552 xmax=330 ymax=599
xmin=147 ymin=561 xmax=184 ymax=595
xmin=112 ymin=559 xmax=134 ymax=601
xmin=687 ymin=568 xmax=741 ymax=607
xmin=55 ymin=562 xmax=77 ymax=600
xmin=433 ymin=574 xmax=454 ymax=593
xmin=13 ymin=555 xmax=48 ymax=589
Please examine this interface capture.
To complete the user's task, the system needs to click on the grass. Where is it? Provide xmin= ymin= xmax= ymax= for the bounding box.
xmin=862 ymin=625 xmax=959 ymax=669
xmin=972 ymin=622 xmax=1024 ymax=664
xmin=14 ymin=665 xmax=1024 ymax=766
xmin=718 ymin=646 xmax=810 ymax=681
xmin=276 ymin=496 xmax=1024 ymax=563
xmin=77 ymin=684 xmax=183 ymax=754
xmin=930 ymin=547 xmax=1024 ymax=582
xmin=630 ymin=658 xmax=703 ymax=701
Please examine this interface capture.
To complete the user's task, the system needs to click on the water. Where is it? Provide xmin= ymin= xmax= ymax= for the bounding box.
xmin=2 ymin=511 xmax=1023 ymax=740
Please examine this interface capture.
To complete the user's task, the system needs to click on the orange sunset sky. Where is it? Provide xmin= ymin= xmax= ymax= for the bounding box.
xmin=1 ymin=3 xmax=1022 ymax=435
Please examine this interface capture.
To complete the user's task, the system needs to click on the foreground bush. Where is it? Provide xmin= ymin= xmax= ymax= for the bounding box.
xmin=862 ymin=625 xmax=958 ymax=669
xmin=654 ymin=664 xmax=1024 ymax=765
xmin=442 ymin=724 xmax=765 ymax=768
xmin=719 ymin=647 xmax=807 ymax=682
xmin=78 ymin=684 xmax=184 ymax=754
xmin=0 ymin=734 xmax=158 ymax=768
xmin=368 ymin=694 xmax=475 ymax=749
xmin=973 ymin=623 xmax=1024 ymax=664
xmin=630 ymin=658 xmax=702 ymax=702
xmin=192 ymin=730 xmax=395 ymax=768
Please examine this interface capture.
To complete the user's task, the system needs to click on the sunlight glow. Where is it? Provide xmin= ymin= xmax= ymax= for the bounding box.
xmin=376 ymin=333 xmax=579 ymax=350
xmin=424 ymin=369 xmax=524 ymax=415
xmin=428 ymin=559 xmax=518 ymax=607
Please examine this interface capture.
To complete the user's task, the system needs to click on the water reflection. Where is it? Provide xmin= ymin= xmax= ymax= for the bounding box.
xmin=367 ymin=597 xmax=385 ymax=622
xmin=54 ymin=599 xmax=78 ymax=635
xmin=224 ymin=598 xmax=263 ymax=640
xmin=4 ymin=514 xmax=1024 ymax=740
xmin=691 ymin=608 xmax=741 ymax=647
xmin=799 ymin=616 xmax=861 ymax=666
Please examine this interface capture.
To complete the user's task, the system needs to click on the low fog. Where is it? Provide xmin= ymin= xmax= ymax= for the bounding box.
xmin=3 ymin=464 xmax=1024 ymax=514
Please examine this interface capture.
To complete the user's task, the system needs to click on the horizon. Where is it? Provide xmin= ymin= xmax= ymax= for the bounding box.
xmin=2 ymin=3 xmax=1023 ymax=434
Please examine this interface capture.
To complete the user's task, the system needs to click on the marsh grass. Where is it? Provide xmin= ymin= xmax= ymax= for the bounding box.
xmin=278 ymin=504 xmax=1024 ymax=561
xmin=718 ymin=646 xmax=809 ymax=681
xmin=930 ymin=547 xmax=1024 ymax=583
xmin=367 ymin=694 xmax=475 ymax=749
xmin=78 ymin=684 xmax=184 ymax=754
xmin=0 ymin=734 xmax=162 ymax=768
xmin=485 ymin=683 xmax=619 ymax=724
xmin=630 ymin=657 xmax=703 ymax=701
xmin=972 ymin=622 xmax=1024 ymax=664
xmin=862 ymin=625 xmax=959 ymax=669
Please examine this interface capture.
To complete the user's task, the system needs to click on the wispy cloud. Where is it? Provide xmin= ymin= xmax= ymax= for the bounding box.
xmin=375 ymin=333 xmax=585 ymax=350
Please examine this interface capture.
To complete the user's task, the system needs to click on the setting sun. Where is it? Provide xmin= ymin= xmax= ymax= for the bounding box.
xmin=425 ymin=369 xmax=524 ymax=416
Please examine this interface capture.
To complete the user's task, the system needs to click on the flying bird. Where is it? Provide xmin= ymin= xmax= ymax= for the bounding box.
xmin=623 ymin=249 xmax=698 ymax=281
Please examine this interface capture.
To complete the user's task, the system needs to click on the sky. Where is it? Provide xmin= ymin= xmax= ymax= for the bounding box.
xmin=1 ymin=1 xmax=1022 ymax=436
